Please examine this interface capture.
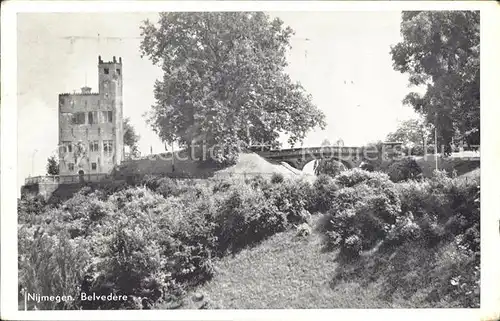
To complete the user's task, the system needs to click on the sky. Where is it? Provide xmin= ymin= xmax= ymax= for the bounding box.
xmin=17 ymin=11 xmax=420 ymax=190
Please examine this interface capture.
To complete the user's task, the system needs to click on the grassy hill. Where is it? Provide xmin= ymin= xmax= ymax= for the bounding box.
xmin=172 ymin=216 xmax=393 ymax=309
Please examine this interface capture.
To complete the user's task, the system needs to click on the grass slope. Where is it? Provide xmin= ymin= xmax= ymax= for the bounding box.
xmin=175 ymin=217 xmax=394 ymax=309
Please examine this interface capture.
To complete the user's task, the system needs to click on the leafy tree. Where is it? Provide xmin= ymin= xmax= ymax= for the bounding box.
xmin=386 ymin=118 xmax=433 ymax=155
xmin=314 ymin=159 xmax=346 ymax=177
xmin=46 ymin=155 xmax=59 ymax=175
xmin=321 ymin=139 xmax=332 ymax=146
xmin=391 ymin=11 xmax=479 ymax=154
xmin=140 ymin=13 xmax=325 ymax=163
xmin=123 ymin=117 xmax=140 ymax=158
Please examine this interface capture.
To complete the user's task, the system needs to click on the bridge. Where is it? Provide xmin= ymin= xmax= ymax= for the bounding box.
xmin=254 ymin=143 xmax=401 ymax=170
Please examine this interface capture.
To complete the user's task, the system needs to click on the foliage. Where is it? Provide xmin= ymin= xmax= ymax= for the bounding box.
xmin=215 ymin=182 xmax=287 ymax=255
xmin=320 ymin=139 xmax=331 ymax=146
xmin=313 ymin=159 xmax=346 ymax=177
xmin=46 ymin=155 xmax=59 ymax=175
xmin=18 ymin=193 xmax=48 ymax=224
xmin=270 ymin=172 xmax=285 ymax=184
xmin=19 ymin=174 xmax=318 ymax=309
xmin=330 ymin=169 xmax=480 ymax=307
xmin=308 ymin=174 xmax=339 ymax=213
xmin=334 ymin=168 xmax=391 ymax=188
xmin=18 ymin=229 xmax=91 ymax=310
xmin=391 ymin=11 xmax=480 ymax=152
xmin=123 ymin=117 xmax=141 ymax=158
xmin=18 ymin=165 xmax=480 ymax=309
xmin=266 ymin=177 xmax=312 ymax=225
xmin=386 ymin=117 xmax=433 ymax=155
xmin=322 ymin=171 xmax=401 ymax=257
xmin=140 ymin=12 xmax=325 ymax=163
xmin=386 ymin=157 xmax=422 ymax=182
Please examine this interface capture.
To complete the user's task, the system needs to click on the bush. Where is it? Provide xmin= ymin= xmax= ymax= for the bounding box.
xmin=321 ymin=170 xmax=401 ymax=257
xmin=308 ymin=175 xmax=339 ymax=213
xmin=214 ymin=182 xmax=287 ymax=255
xmin=386 ymin=157 xmax=422 ymax=182
xmin=18 ymin=229 xmax=91 ymax=310
xmin=266 ymin=178 xmax=312 ymax=225
xmin=245 ymin=174 xmax=271 ymax=190
xmin=334 ymin=168 xmax=390 ymax=188
xmin=396 ymin=171 xmax=480 ymax=252
xmin=18 ymin=194 xmax=48 ymax=224
xmin=270 ymin=172 xmax=285 ymax=184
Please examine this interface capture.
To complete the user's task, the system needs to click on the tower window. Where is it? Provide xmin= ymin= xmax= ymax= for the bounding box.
xmin=103 ymin=140 xmax=114 ymax=155
xmin=68 ymin=163 xmax=75 ymax=171
xmin=61 ymin=141 xmax=73 ymax=153
xmin=91 ymin=163 xmax=97 ymax=170
xmin=72 ymin=112 xmax=86 ymax=125
xmin=101 ymin=111 xmax=113 ymax=123
xmin=104 ymin=68 xmax=109 ymax=74
xmin=116 ymin=68 xmax=121 ymax=75
xmin=90 ymin=141 xmax=99 ymax=152
xmin=88 ymin=111 xmax=98 ymax=125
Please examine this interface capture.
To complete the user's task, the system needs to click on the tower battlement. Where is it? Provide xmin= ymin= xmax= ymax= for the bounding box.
xmin=98 ymin=55 xmax=122 ymax=65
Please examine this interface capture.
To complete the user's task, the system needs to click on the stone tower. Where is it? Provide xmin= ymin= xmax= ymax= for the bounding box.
xmin=58 ymin=56 xmax=124 ymax=176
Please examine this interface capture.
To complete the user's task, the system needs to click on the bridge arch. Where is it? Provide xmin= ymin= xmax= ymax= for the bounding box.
xmin=282 ymin=156 xmax=354 ymax=172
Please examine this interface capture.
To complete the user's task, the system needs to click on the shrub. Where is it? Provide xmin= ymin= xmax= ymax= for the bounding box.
xmin=156 ymin=177 xmax=182 ymax=197
xmin=18 ymin=194 xmax=48 ymax=224
xmin=309 ymin=174 xmax=339 ymax=213
xmin=322 ymin=171 xmax=401 ymax=257
xmin=270 ymin=172 xmax=285 ymax=184
xmin=334 ymin=168 xmax=390 ymax=188
xmin=18 ymin=229 xmax=91 ymax=310
xmin=386 ymin=157 xmax=422 ymax=182
xmin=245 ymin=174 xmax=271 ymax=191
xmin=214 ymin=182 xmax=287 ymax=255
xmin=267 ymin=178 xmax=312 ymax=225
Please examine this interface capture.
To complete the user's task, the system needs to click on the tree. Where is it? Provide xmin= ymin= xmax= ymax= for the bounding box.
xmin=123 ymin=118 xmax=140 ymax=158
xmin=314 ymin=159 xmax=346 ymax=177
xmin=386 ymin=118 xmax=433 ymax=155
xmin=140 ymin=13 xmax=326 ymax=163
xmin=46 ymin=155 xmax=59 ymax=175
xmin=321 ymin=139 xmax=332 ymax=146
xmin=390 ymin=11 xmax=479 ymax=154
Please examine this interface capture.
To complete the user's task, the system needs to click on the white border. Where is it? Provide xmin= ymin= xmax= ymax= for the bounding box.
xmin=2 ymin=1 xmax=499 ymax=320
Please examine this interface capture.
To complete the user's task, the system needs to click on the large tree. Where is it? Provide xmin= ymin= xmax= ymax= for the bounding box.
xmin=386 ymin=117 xmax=433 ymax=155
xmin=390 ymin=11 xmax=479 ymax=154
xmin=140 ymin=13 xmax=325 ymax=163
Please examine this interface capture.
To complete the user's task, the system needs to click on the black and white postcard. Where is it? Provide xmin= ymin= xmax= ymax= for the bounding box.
xmin=1 ymin=1 xmax=499 ymax=321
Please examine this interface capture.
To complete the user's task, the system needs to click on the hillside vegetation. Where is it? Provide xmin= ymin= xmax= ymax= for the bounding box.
xmin=18 ymin=166 xmax=479 ymax=310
